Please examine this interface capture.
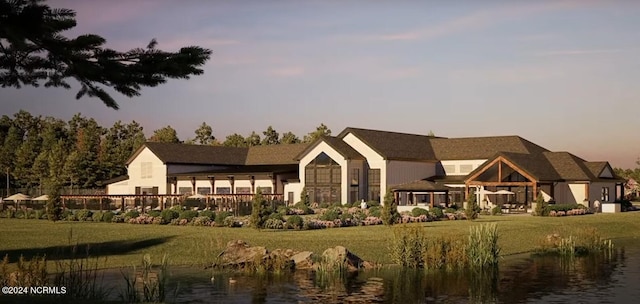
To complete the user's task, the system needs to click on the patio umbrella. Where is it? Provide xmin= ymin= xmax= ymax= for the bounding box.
xmin=32 ymin=195 xmax=49 ymax=201
xmin=494 ymin=190 xmax=514 ymax=195
xmin=4 ymin=193 xmax=31 ymax=209
xmin=4 ymin=193 xmax=31 ymax=201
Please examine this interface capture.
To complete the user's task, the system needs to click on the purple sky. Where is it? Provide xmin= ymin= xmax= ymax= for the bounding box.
xmin=2 ymin=0 xmax=639 ymax=168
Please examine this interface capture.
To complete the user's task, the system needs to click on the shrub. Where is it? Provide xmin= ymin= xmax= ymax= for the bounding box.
xmin=147 ymin=210 xmax=161 ymax=217
xmin=286 ymin=215 xmax=303 ymax=229
xmin=92 ymin=212 xmax=104 ymax=222
xmin=35 ymin=210 xmax=45 ymax=220
xmin=199 ymin=209 xmax=215 ymax=220
xmin=367 ymin=200 xmax=381 ymax=207
xmin=320 ymin=207 xmax=342 ymax=221
xmin=124 ymin=210 xmax=139 ymax=218
xmin=223 ymin=216 xmax=240 ymax=227
xmin=534 ymin=194 xmax=548 ymax=216
xmin=65 ymin=212 xmax=77 ymax=221
xmin=111 ymin=214 xmax=125 ymax=223
xmin=464 ymin=194 xmax=480 ymax=220
xmin=293 ymin=201 xmax=314 ymax=215
xmin=491 ymin=206 xmax=502 ymax=216
xmin=368 ymin=206 xmax=381 ymax=217
xmin=15 ymin=210 xmax=25 ymax=219
xmin=251 ymin=191 xmax=270 ymax=229
xmin=215 ymin=211 xmax=232 ymax=226
xmin=318 ymin=202 xmax=329 ymax=209
xmin=617 ymin=199 xmax=633 ymax=211
xmin=191 ymin=216 xmax=211 ymax=226
xmin=178 ymin=210 xmax=198 ymax=221
xmin=430 ymin=207 xmax=444 ymax=218
xmin=102 ymin=212 xmax=114 ymax=222
xmin=75 ymin=209 xmax=93 ymax=221
xmin=445 ymin=207 xmax=457 ymax=214
xmin=381 ymin=190 xmax=399 ymax=225
xmin=268 ymin=212 xmax=284 ymax=221
xmin=263 ymin=218 xmax=284 ymax=229
xmin=411 ymin=207 xmax=430 ymax=217
xmin=160 ymin=209 xmax=179 ymax=223
xmin=170 ymin=205 xmax=183 ymax=212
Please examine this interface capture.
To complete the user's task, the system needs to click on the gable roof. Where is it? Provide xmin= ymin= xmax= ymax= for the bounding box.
xmin=246 ymin=143 xmax=311 ymax=165
xmin=467 ymin=151 xmax=618 ymax=183
xmin=337 ymin=128 xmax=437 ymax=161
xmin=128 ymin=142 xmax=310 ymax=166
xmin=429 ymin=136 xmax=549 ymax=160
xmin=295 ymin=136 xmax=365 ymax=160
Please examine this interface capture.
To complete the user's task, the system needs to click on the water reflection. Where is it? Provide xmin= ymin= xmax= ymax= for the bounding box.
xmin=93 ymin=245 xmax=636 ymax=303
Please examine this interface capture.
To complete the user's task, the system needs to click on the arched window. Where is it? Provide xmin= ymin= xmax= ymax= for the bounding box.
xmin=305 ymin=152 xmax=341 ymax=204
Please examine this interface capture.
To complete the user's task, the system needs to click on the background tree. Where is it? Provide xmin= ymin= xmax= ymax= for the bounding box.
xmin=149 ymin=125 xmax=180 ymax=143
xmin=303 ymin=123 xmax=331 ymax=143
xmin=381 ymin=189 xmax=399 ymax=225
xmin=246 ymin=131 xmax=261 ymax=147
xmin=261 ymin=126 xmax=279 ymax=145
xmin=100 ymin=120 xmax=145 ymax=179
xmin=0 ymin=0 xmax=212 ymax=109
xmin=194 ymin=122 xmax=215 ymax=145
xmin=280 ymin=131 xmax=300 ymax=144
xmin=223 ymin=133 xmax=247 ymax=147
xmin=250 ymin=190 xmax=269 ymax=229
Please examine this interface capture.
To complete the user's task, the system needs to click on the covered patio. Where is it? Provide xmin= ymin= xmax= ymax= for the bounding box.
xmin=391 ymin=179 xmax=451 ymax=211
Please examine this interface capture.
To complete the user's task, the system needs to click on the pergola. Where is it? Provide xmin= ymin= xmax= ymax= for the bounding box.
xmin=391 ymin=180 xmax=450 ymax=208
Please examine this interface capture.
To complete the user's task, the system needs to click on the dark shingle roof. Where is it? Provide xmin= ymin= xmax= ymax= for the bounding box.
xmin=142 ymin=142 xmax=247 ymax=165
xmin=584 ymin=162 xmax=608 ymax=178
xmin=131 ymin=142 xmax=310 ymax=166
xmin=246 ymin=144 xmax=311 ymax=165
xmin=469 ymin=151 xmax=609 ymax=182
xmin=429 ymin=136 xmax=549 ymax=160
xmin=338 ymin=128 xmax=437 ymax=161
xmin=294 ymin=136 xmax=365 ymax=160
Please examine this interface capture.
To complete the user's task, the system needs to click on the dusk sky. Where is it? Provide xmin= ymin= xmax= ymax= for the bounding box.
xmin=2 ymin=0 xmax=639 ymax=168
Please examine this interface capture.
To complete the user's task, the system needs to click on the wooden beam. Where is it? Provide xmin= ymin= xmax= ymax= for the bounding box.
xmin=585 ymin=183 xmax=590 ymax=201
xmin=467 ymin=181 xmax=534 ymax=187
xmin=498 ymin=161 xmax=502 ymax=182
xmin=533 ymin=183 xmax=538 ymax=201
xmin=466 ymin=157 xmax=502 ymax=182
xmin=430 ymin=192 xmax=434 ymax=208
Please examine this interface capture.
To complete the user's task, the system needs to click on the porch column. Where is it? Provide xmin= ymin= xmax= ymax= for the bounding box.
xmin=393 ymin=191 xmax=399 ymax=206
xmin=249 ymin=175 xmax=255 ymax=193
xmin=584 ymin=183 xmax=590 ymax=202
xmin=172 ymin=178 xmax=177 ymax=194
xmin=464 ymin=185 xmax=469 ymax=200
xmin=429 ymin=192 xmax=434 ymax=208
xmin=550 ymin=183 xmax=555 ymax=201
xmin=532 ymin=183 xmax=538 ymax=201
xmin=228 ymin=176 xmax=235 ymax=194
xmin=271 ymin=175 xmax=277 ymax=194
xmin=191 ymin=177 xmax=196 ymax=194
xmin=208 ymin=176 xmax=215 ymax=194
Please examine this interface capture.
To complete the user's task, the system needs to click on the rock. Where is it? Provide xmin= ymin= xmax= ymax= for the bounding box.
xmin=291 ymin=251 xmax=315 ymax=270
xmin=321 ymin=246 xmax=367 ymax=272
xmin=214 ymin=240 xmax=268 ymax=269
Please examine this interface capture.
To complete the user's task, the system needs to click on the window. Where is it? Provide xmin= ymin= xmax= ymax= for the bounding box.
xmin=197 ymin=187 xmax=211 ymax=195
xmin=305 ymin=152 xmax=342 ymax=204
xmin=236 ymin=187 xmax=251 ymax=194
xmin=178 ymin=187 xmax=192 ymax=195
xmin=350 ymin=168 xmax=359 ymax=185
xmin=443 ymin=165 xmax=455 ymax=174
xmin=216 ymin=187 xmax=231 ymax=194
xmin=368 ymin=169 xmax=381 ymax=202
xmin=257 ymin=187 xmax=272 ymax=194
xmin=459 ymin=164 xmax=473 ymax=174
xmin=141 ymin=162 xmax=152 ymax=179
xmin=601 ymin=187 xmax=610 ymax=201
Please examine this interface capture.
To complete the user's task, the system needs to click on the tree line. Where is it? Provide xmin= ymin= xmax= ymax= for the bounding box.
xmin=0 ymin=110 xmax=331 ymax=193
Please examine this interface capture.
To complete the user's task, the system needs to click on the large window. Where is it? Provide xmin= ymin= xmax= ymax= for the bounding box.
xmin=197 ymin=187 xmax=211 ymax=195
xmin=216 ymin=187 xmax=231 ymax=194
xmin=236 ymin=187 xmax=251 ymax=194
xmin=305 ymin=152 xmax=341 ymax=204
xmin=368 ymin=169 xmax=381 ymax=202
xmin=601 ymin=187 xmax=610 ymax=202
xmin=257 ymin=187 xmax=272 ymax=194
xmin=141 ymin=162 xmax=152 ymax=179
xmin=178 ymin=187 xmax=192 ymax=195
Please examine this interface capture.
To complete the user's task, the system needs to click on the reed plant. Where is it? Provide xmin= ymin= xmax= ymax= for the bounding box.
xmin=467 ymin=224 xmax=500 ymax=268
xmin=120 ymin=254 xmax=170 ymax=303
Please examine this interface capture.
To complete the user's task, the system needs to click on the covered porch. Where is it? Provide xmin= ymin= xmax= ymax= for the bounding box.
xmin=391 ymin=179 xmax=451 ymax=212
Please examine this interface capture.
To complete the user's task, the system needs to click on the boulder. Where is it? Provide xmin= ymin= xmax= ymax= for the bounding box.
xmin=321 ymin=246 xmax=368 ymax=272
xmin=214 ymin=240 xmax=267 ymax=269
xmin=291 ymin=251 xmax=315 ymax=270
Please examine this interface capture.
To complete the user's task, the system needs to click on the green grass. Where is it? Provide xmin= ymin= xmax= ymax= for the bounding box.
xmin=1 ymin=212 xmax=639 ymax=269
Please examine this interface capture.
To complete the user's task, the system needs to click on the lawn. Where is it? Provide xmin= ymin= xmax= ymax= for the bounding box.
xmin=1 ymin=212 xmax=639 ymax=269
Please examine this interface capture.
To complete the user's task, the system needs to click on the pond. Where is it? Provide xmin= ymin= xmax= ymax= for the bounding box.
xmin=92 ymin=239 xmax=639 ymax=303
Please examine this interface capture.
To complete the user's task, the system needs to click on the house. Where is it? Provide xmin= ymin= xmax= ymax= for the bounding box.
xmin=107 ymin=127 xmax=625 ymax=210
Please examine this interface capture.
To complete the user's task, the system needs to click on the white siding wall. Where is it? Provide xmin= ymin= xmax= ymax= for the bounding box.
xmin=299 ymin=141 xmax=349 ymax=204
xmin=386 ymin=160 xmax=437 ymax=187
xmin=342 ymin=133 xmax=386 ymax=201
xmin=440 ymin=159 xmax=488 ymax=176
xmin=284 ymin=182 xmax=301 ymax=205
xmin=568 ymin=183 xmax=588 ymax=206
xmin=107 ymin=181 xmax=129 ymax=195
xmin=127 ymin=148 xmax=167 ymax=194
